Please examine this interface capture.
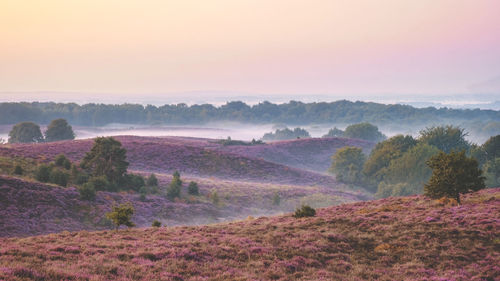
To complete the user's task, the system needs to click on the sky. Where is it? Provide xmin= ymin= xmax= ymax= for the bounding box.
xmin=1 ymin=0 xmax=500 ymax=103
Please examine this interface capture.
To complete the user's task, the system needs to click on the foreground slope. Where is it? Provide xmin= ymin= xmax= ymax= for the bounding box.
xmin=1 ymin=189 xmax=498 ymax=280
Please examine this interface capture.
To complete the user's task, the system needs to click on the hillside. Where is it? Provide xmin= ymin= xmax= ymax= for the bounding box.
xmin=0 ymin=189 xmax=498 ymax=280
xmin=0 ymin=136 xmax=362 ymax=186
xmin=0 ymin=175 xmax=366 ymax=237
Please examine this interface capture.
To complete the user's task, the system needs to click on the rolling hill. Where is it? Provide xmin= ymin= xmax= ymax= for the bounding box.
xmin=0 ymin=188 xmax=498 ymax=280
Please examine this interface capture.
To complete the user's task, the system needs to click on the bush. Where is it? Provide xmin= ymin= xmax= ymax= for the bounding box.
xmin=146 ymin=173 xmax=158 ymax=186
xmin=262 ymin=127 xmax=310 ymax=141
xmin=272 ymin=192 xmax=281 ymax=206
xmin=106 ymin=202 xmax=135 ymax=230
xmin=152 ymin=220 xmax=161 ymax=227
xmin=323 ymin=127 xmax=344 ymax=138
xmin=88 ymin=176 xmax=111 ymax=191
xmin=78 ymin=182 xmax=96 ymax=201
xmin=419 ymin=125 xmax=470 ymax=153
xmin=424 ymin=150 xmax=485 ymax=204
xmin=54 ymin=154 xmax=71 ymax=169
xmin=211 ymin=190 xmax=220 ymax=206
xmin=8 ymin=122 xmax=44 ymax=143
xmin=293 ymin=205 xmax=316 ymax=218
xmin=44 ymin=118 xmax=75 ymax=142
xmin=35 ymin=164 xmax=52 ymax=183
xmin=328 ymin=146 xmax=366 ymax=184
xmin=13 ymin=165 xmax=23 ymax=175
xmin=187 ymin=181 xmax=199 ymax=195
xmin=120 ymin=173 xmax=145 ymax=192
xmin=49 ymin=169 xmax=69 ymax=187
xmin=167 ymin=171 xmax=182 ymax=199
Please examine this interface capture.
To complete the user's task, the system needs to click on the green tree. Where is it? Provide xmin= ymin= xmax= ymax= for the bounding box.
xmin=187 ymin=181 xmax=199 ymax=195
xmin=419 ymin=125 xmax=470 ymax=153
xmin=78 ymin=182 xmax=96 ymax=201
xmin=167 ymin=171 xmax=182 ymax=199
xmin=44 ymin=118 xmax=75 ymax=142
xmin=328 ymin=146 xmax=366 ymax=184
xmin=424 ymin=151 xmax=485 ymax=204
xmin=106 ymin=202 xmax=135 ymax=230
xmin=363 ymin=135 xmax=417 ymax=190
xmin=376 ymin=143 xmax=440 ymax=198
xmin=483 ymin=158 xmax=500 ymax=188
xmin=322 ymin=127 xmax=344 ymax=138
xmin=152 ymin=220 xmax=161 ymax=227
xmin=35 ymin=164 xmax=52 ymax=182
xmin=80 ymin=137 xmax=129 ymax=185
xmin=54 ymin=154 xmax=71 ymax=169
xmin=343 ymin=122 xmax=386 ymax=142
xmin=13 ymin=165 xmax=23 ymax=175
xmin=482 ymin=135 xmax=499 ymax=161
xmin=49 ymin=169 xmax=69 ymax=187
xmin=146 ymin=173 xmax=158 ymax=186
xmin=8 ymin=122 xmax=44 ymax=143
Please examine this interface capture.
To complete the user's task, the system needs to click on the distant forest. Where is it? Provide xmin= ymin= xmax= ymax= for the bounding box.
xmin=0 ymin=100 xmax=499 ymax=128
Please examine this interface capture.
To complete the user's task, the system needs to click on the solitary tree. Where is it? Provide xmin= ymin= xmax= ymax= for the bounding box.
xmin=8 ymin=122 xmax=44 ymax=143
xmin=343 ymin=123 xmax=386 ymax=142
xmin=146 ymin=173 xmax=158 ymax=186
xmin=106 ymin=202 xmax=135 ymax=230
xmin=424 ymin=151 xmax=485 ymax=204
xmin=44 ymin=119 xmax=75 ymax=142
xmin=187 ymin=181 xmax=199 ymax=195
xmin=80 ymin=137 xmax=129 ymax=185
xmin=167 ymin=171 xmax=182 ymax=199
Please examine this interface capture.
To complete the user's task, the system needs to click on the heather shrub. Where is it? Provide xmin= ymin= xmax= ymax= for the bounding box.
xmin=54 ymin=154 xmax=71 ymax=169
xmin=187 ymin=181 xmax=199 ymax=195
xmin=293 ymin=205 xmax=316 ymax=218
xmin=435 ymin=197 xmax=459 ymax=207
xmin=424 ymin=150 xmax=485 ymax=204
xmin=13 ymin=164 xmax=23 ymax=175
xmin=78 ymin=182 xmax=96 ymax=201
xmin=49 ymin=169 xmax=69 ymax=187
xmin=152 ymin=220 xmax=161 ymax=227
xmin=106 ymin=202 xmax=135 ymax=230
xmin=35 ymin=164 xmax=52 ymax=183
xmin=146 ymin=173 xmax=158 ymax=186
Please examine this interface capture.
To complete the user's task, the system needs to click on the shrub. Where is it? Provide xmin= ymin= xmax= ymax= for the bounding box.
xmin=78 ymin=182 xmax=96 ymax=201
xmin=120 ymin=173 xmax=145 ymax=192
xmin=88 ymin=176 xmax=111 ymax=191
xmin=8 ymin=122 xmax=44 ymax=143
xmin=49 ymin=169 xmax=69 ymax=187
xmin=272 ymin=192 xmax=281 ymax=206
xmin=146 ymin=173 xmax=158 ymax=186
xmin=106 ymin=202 xmax=135 ymax=230
xmin=293 ymin=205 xmax=316 ymax=218
xmin=54 ymin=154 xmax=71 ymax=169
xmin=152 ymin=220 xmax=161 ymax=227
xmin=424 ymin=150 xmax=485 ymax=204
xmin=323 ymin=127 xmax=344 ymax=138
xmin=187 ymin=181 xmax=199 ymax=195
xmin=13 ymin=165 xmax=23 ymax=175
xmin=35 ymin=164 xmax=52 ymax=183
xmin=167 ymin=171 xmax=182 ymax=199
xmin=328 ymin=146 xmax=366 ymax=184
xmin=211 ymin=190 xmax=220 ymax=206
xmin=262 ymin=127 xmax=310 ymax=141
xmin=44 ymin=118 xmax=75 ymax=142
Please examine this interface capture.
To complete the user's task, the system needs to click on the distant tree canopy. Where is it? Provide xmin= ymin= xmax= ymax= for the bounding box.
xmin=262 ymin=127 xmax=310 ymax=141
xmin=44 ymin=118 xmax=75 ymax=142
xmin=322 ymin=127 xmax=344 ymax=138
xmin=343 ymin=123 xmax=386 ymax=142
xmin=8 ymin=122 xmax=44 ymax=143
xmin=1 ymin=101 xmax=497 ymax=128
xmin=424 ymin=151 xmax=485 ymax=203
xmin=80 ymin=137 xmax=129 ymax=185
xmin=419 ymin=125 xmax=470 ymax=153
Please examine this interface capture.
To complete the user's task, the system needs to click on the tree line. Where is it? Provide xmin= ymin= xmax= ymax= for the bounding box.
xmin=0 ymin=100 xmax=498 ymax=127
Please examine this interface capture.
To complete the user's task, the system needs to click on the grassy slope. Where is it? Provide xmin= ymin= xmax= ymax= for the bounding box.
xmin=0 ymin=189 xmax=498 ymax=281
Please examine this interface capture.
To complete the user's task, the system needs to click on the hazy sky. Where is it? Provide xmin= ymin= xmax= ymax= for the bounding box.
xmin=1 ymin=0 xmax=500 ymax=100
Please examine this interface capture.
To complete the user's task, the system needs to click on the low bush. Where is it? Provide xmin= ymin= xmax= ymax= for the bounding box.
xmin=293 ymin=205 xmax=316 ymax=218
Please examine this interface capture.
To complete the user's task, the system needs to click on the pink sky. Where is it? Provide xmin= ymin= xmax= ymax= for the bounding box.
xmin=1 ymin=0 xmax=500 ymax=99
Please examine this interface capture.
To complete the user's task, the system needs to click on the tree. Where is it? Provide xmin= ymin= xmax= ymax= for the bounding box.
xmin=272 ymin=192 xmax=281 ymax=206
xmin=419 ymin=125 xmax=470 ymax=153
xmin=482 ymin=135 xmax=500 ymax=161
xmin=44 ymin=118 xmax=75 ymax=142
xmin=187 ymin=181 xmax=199 ymax=195
xmin=35 ymin=164 xmax=52 ymax=182
xmin=152 ymin=220 xmax=161 ymax=227
xmin=54 ymin=154 xmax=71 ymax=169
xmin=343 ymin=123 xmax=386 ymax=142
xmin=328 ymin=146 xmax=366 ymax=184
xmin=80 ymin=137 xmax=129 ymax=185
xmin=78 ymin=182 xmax=96 ymax=201
xmin=167 ymin=171 xmax=182 ymax=199
xmin=106 ymin=202 xmax=135 ymax=230
xmin=483 ymin=158 xmax=500 ymax=188
xmin=146 ymin=173 xmax=158 ymax=186
xmin=322 ymin=127 xmax=344 ymax=138
xmin=376 ymin=143 xmax=440 ymax=198
xmin=424 ymin=151 xmax=485 ymax=204
xmin=13 ymin=165 xmax=23 ymax=175
xmin=8 ymin=122 xmax=44 ymax=143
